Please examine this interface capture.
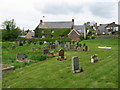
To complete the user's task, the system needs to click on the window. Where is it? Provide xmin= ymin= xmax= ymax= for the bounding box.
xmin=42 ymin=35 xmax=45 ymax=38
xmin=42 ymin=30 xmax=44 ymax=33
xmin=51 ymin=30 xmax=54 ymax=33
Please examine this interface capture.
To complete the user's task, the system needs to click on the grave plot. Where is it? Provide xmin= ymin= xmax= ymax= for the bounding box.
xmin=16 ymin=53 xmax=33 ymax=62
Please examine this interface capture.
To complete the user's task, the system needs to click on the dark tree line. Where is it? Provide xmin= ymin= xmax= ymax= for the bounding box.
xmin=1 ymin=19 xmax=21 ymax=41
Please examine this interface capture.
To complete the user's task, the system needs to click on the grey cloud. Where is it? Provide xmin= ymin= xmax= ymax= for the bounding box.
xmin=34 ymin=2 xmax=83 ymax=15
xmin=87 ymin=2 xmax=117 ymax=18
xmin=34 ymin=2 xmax=117 ymax=18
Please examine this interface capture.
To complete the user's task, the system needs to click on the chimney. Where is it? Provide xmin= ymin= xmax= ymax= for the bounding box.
xmin=72 ymin=19 xmax=74 ymax=22
xmin=40 ymin=20 xmax=43 ymax=24
xmin=112 ymin=22 xmax=115 ymax=24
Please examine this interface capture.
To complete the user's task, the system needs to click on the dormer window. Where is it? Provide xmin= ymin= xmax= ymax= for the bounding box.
xmin=42 ymin=30 xmax=44 ymax=33
xmin=51 ymin=30 xmax=54 ymax=33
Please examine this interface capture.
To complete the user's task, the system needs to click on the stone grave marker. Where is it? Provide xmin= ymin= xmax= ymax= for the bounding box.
xmin=43 ymin=49 xmax=49 ymax=54
xmin=12 ymin=46 xmax=16 ymax=49
xmin=50 ymin=44 xmax=55 ymax=49
xmin=72 ymin=56 xmax=81 ymax=73
xmin=91 ymin=54 xmax=98 ymax=63
xmin=58 ymin=49 xmax=64 ymax=57
xmin=16 ymin=53 xmax=32 ymax=62
xmin=69 ymin=45 xmax=74 ymax=49
xmin=83 ymin=46 xmax=88 ymax=51
xmin=17 ymin=53 xmax=27 ymax=61
xmin=57 ymin=49 xmax=66 ymax=60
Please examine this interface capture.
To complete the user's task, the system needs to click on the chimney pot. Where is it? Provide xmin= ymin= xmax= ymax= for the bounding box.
xmin=40 ymin=20 xmax=43 ymax=23
xmin=72 ymin=19 xmax=74 ymax=22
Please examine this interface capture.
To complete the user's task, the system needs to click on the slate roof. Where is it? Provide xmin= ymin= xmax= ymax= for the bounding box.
xmin=98 ymin=24 xmax=108 ymax=32
xmin=73 ymin=25 xmax=85 ymax=34
xmin=38 ymin=21 xmax=74 ymax=29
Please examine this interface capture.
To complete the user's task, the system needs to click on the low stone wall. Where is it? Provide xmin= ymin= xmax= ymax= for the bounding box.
xmin=96 ymin=35 xmax=119 ymax=39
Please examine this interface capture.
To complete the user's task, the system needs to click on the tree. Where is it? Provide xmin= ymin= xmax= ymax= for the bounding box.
xmin=1 ymin=19 xmax=21 ymax=41
xmin=84 ymin=22 xmax=95 ymax=36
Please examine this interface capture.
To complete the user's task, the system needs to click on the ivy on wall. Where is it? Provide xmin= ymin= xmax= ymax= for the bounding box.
xmin=35 ymin=28 xmax=71 ymax=38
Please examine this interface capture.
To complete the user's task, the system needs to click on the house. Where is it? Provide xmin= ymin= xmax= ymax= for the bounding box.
xmin=105 ymin=22 xmax=119 ymax=34
xmin=97 ymin=22 xmax=119 ymax=34
xmin=68 ymin=25 xmax=86 ymax=41
xmin=35 ymin=19 xmax=74 ymax=38
xmin=26 ymin=30 xmax=35 ymax=39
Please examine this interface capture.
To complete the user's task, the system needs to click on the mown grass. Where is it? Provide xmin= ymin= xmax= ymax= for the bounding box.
xmin=2 ymin=39 xmax=118 ymax=88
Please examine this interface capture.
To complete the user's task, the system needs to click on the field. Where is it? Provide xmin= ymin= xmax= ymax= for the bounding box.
xmin=2 ymin=39 xmax=118 ymax=88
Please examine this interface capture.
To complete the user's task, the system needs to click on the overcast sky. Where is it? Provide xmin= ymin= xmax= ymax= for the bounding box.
xmin=0 ymin=0 xmax=119 ymax=30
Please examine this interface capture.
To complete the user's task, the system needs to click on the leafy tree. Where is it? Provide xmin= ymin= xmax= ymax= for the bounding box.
xmin=1 ymin=19 xmax=21 ymax=41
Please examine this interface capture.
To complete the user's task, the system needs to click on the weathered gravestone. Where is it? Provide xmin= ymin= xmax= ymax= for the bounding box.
xmin=16 ymin=53 xmax=32 ymax=62
xmin=12 ymin=46 xmax=16 ymax=49
xmin=50 ymin=44 xmax=55 ymax=49
xmin=65 ymin=43 xmax=69 ymax=49
xmin=57 ymin=49 xmax=66 ymax=60
xmin=83 ymin=46 xmax=88 ymax=51
xmin=43 ymin=49 xmax=49 ymax=54
xmin=69 ymin=45 xmax=74 ymax=49
xmin=91 ymin=54 xmax=98 ymax=63
xmin=72 ymin=56 xmax=81 ymax=73
xmin=58 ymin=49 xmax=64 ymax=57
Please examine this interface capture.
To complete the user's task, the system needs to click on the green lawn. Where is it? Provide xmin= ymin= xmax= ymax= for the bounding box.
xmin=2 ymin=39 xmax=118 ymax=88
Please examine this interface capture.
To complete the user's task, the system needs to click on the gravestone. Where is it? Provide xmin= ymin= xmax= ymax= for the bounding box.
xmin=43 ymin=49 xmax=49 ymax=54
xmin=58 ymin=49 xmax=64 ymax=57
xmin=72 ymin=56 xmax=81 ymax=73
xmin=51 ymin=44 xmax=55 ymax=49
xmin=75 ymin=45 xmax=79 ymax=50
xmin=57 ymin=49 xmax=66 ymax=60
xmin=69 ymin=45 xmax=74 ymax=49
xmin=65 ymin=43 xmax=69 ymax=49
xmin=12 ymin=46 xmax=16 ymax=49
xmin=83 ymin=46 xmax=88 ymax=51
xmin=17 ymin=53 xmax=27 ymax=61
xmin=16 ymin=53 xmax=32 ymax=62
xmin=91 ymin=54 xmax=98 ymax=63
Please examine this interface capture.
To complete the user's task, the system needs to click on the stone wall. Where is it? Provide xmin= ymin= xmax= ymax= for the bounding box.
xmin=96 ymin=35 xmax=119 ymax=39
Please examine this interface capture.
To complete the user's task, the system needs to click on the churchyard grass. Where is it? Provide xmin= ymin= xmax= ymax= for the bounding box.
xmin=2 ymin=39 xmax=118 ymax=88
